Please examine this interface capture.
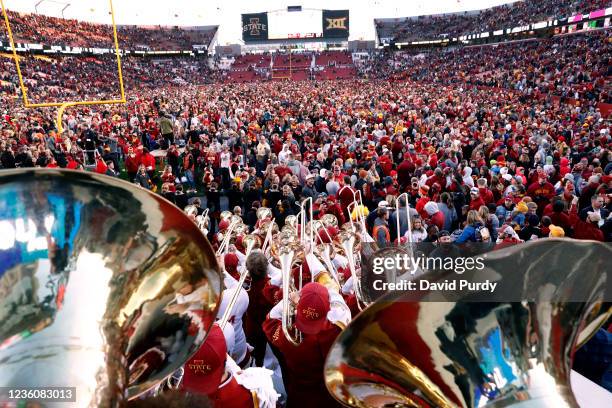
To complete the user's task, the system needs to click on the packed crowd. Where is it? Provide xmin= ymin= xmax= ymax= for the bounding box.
xmin=1 ymin=9 xmax=217 ymax=50
xmin=1 ymin=25 xmax=612 ymax=406
xmin=363 ymin=30 xmax=612 ymax=104
xmin=0 ymin=55 xmax=220 ymax=103
xmin=376 ymin=0 xmax=610 ymax=42
xmin=2 ymin=29 xmax=609 ymax=105
xmin=1 ymin=74 xmax=610 ymax=245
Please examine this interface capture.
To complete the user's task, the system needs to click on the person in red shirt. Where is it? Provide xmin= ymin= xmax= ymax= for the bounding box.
xmin=469 ymin=187 xmax=486 ymax=211
xmin=425 ymin=168 xmax=445 ymax=189
xmin=181 ymin=324 xmax=253 ymax=407
xmin=331 ymin=165 xmax=346 ymax=186
xmin=476 ymin=178 xmax=495 ymax=205
xmin=424 ymin=201 xmax=445 ymax=230
xmin=328 ymin=196 xmax=347 ymax=225
xmin=46 ymin=156 xmax=59 ymax=168
xmin=527 ymin=175 xmax=555 ymax=215
xmin=397 ymin=153 xmax=415 ymax=190
xmin=140 ymin=147 xmax=156 ymax=179
xmin=160 ymin=164 xmax=176 ymax=186
xmin=65 ymin=155 xmax=80 ymax=170
xmin=263 ymin=282 xmax=344 ymax=408
xmin=378 ymin=154 xmax=393 ymax=176
xmin=415 ymin=185 xmax=431 ymax=219
xmin=571 ymin=206 xmax=604 ymax=242
xmin=125 ymin=146 xmax=140 ymax=182
xmin=546 ymin=199 xmax=572 ymax=234
xmin=274 ymin=160 xmax=292 ymax=181
xmin=337 ymin=177 xmax=356 ymax=221
xmin=224 ymin=253 xmax=240 ymax=281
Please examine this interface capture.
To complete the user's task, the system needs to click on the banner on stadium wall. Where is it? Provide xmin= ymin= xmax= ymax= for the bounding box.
xmin=241 ymin=13 xmax=269 ymax=42
xmin=322 ymin=10 xmax=349 ymax=38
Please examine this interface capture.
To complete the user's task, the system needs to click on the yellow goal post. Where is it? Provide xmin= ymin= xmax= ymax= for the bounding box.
xmin=271 ymin=49 xmax=292 ymax=80
xmin=0 ymin=0 xmax=126 ymax=133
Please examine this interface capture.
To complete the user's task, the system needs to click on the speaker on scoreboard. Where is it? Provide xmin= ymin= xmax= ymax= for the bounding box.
xmin=242 ymin=12 xmax=269 ymax=42
xmin=322 ymin=10 xmax=349 ymax=39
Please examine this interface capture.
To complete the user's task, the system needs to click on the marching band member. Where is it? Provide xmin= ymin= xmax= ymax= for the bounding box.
xmin=263 ymin=281 xmax=348 ymax=408
xmin=216 ymin=267 xmax=251 ymax=367
xmin=182 ymin=324 xmax=279 ymax=408
xmin=244 ymin=251 xmax=276 ymax=366
xmin=223 ymin=252 xmax=241 ymax=281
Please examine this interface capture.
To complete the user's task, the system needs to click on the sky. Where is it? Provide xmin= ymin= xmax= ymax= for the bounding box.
xmin=3 ymin=0 xmax=519 ymax=44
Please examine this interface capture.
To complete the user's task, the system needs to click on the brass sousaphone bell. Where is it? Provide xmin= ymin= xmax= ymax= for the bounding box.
xmin=324 ymin=239 xmax=611 ymax=407
xmin=0 ymin=170 xmax=222 ymax=406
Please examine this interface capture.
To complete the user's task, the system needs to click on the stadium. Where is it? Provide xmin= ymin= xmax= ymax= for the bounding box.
xmin=0 ymin=0 xmax=611 ymax=407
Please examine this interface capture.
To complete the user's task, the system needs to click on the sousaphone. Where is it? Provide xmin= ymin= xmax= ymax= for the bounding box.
xmin=324 ymin=239 xmax=611 ymax=407
xmin=0 ymin=169 xmax=222 ymax=406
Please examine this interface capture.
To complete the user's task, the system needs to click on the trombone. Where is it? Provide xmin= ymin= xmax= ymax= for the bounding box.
xmin=395 ymin=192 xmax=413 ymax=253
xmin=259 ymin=217 xmax=277 ymax=255
xmin=218 ymin=234 xmax=261 ymax=331
xmin=185 ymin=206 xmax=210 ymax=236
xmin=195 ymin=208 xmax=210 ymax=235
xmin=216 ymin=215 xmax=243 ymax=257
xmin=297 ymin=197 xmax=314 ymax=248
xmin=313 ymin=221 xmax=342 ymax=290
xmin=272 ymin=230 xmax=304 ymax=346
xmin=336 ymin=229 xmax=368 ymax=310
xmin=348 ymin=190 xmax=374 ymax=243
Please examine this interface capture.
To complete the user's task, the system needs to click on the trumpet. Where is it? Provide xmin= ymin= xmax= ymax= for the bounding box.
xmin=185 ymin=205 xmax=210 ymax=236
xmin=218 ymin=234 xmax=261 ymax=331
xmin=258 ymin=217 xmax=278 ymax=256
xmin=297 ymin=197 xmax=314 ymax=248
xmin=312 ymin=220 xmax=342 ymax=288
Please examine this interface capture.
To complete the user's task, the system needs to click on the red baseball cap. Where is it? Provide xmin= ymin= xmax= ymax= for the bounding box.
xmin=317 ymin=229 xmax=333 ymax=244
xmin=218 ymin=219 xmax=230 ymax=231
xmin=234 ymin=235 xmax=245 ymax=253
xmin=224 ymin=253 xmax=239 ymax=273
xmin=296 ymin=283 xmax=330 ymax=335
xmin=181 ymin=324 xmax=227 ymax=395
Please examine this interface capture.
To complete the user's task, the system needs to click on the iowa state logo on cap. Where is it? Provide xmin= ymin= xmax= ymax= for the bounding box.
xmin=302 ymin=306 xmax=321 ymax=320
xmin=189 ymin=359 xmax=213 ymax=374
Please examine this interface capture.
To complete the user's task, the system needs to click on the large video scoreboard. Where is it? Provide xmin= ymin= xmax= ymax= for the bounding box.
xmin=242 ymin=9 xmax=349 ymax=42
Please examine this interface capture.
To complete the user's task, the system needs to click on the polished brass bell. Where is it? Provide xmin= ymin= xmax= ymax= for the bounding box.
xmin=324 ymin=239 xmax=611 ymax=407
xmin=0 ymin=169 xmax=222 ymax=406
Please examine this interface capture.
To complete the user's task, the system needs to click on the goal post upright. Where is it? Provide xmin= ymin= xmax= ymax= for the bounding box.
xmin=0 ymin=0 xmax=126 ymax=133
